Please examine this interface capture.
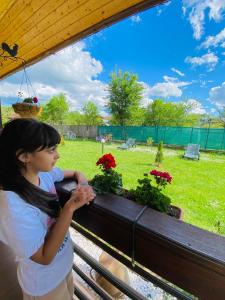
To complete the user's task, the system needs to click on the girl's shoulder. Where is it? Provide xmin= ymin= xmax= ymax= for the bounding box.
xmin=0 ymin=190 xmax=41 ymax=217
xmin=39 ymin=167 xmax=64 ymax=184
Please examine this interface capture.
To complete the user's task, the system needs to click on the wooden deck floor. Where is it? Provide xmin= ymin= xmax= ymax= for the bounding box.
xmin=0 ymin=242 xmax=22 ymax=300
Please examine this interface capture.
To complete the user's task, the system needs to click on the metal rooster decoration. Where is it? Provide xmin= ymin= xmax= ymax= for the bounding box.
xmin=1 ymin=42 xmax=18 ymax=57
xmin=0 ymin=42 xmax=20 ymax=67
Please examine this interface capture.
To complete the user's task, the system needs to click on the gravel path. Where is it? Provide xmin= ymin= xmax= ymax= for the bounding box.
xmin=70 ymin=228 xmax=177 ymax=300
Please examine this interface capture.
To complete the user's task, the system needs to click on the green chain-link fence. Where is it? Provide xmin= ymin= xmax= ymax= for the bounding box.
xmin=98 ymin=126 xmax=225 ymax=150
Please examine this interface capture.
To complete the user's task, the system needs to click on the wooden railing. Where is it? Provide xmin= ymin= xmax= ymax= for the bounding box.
xmin=56 ymin=179 xmax=225 ymax=300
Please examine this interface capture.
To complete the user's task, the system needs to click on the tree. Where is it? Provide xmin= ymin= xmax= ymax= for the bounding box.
xmin=182 ymin=113 xmax=202 ymax=127
xmin=1 ymin=105 xmax=13 ymax=125
xmin=39 ymin=93 xmax=69 ymax=124
xmin=82 ymin=101 xmax=104 ymax=125
xmin=63 ymin=111 xmax=85 ymax=125
xmin=126 ymin=106 xmax=145 ymax=126
xmin=107 ymin=70 xmax=144 ymax=126
xmin=144 ymin=99 xmax=197 ymax=127
xmin=155 ymin=141 xmax=164 ymax=166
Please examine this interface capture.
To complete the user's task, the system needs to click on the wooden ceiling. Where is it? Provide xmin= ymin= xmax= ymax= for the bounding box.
xmin=0 ymin=0 xmax=166 ymax=79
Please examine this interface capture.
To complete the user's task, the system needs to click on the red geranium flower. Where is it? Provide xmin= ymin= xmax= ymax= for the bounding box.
xmin=96 ymin=153 xmax=116 ymax=170
xmin=150 ymin=169 xmax=173 ymax=189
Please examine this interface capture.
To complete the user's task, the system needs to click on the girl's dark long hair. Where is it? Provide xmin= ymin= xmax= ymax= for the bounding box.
xmin=0 ymin=118 xmax=61 ymax=218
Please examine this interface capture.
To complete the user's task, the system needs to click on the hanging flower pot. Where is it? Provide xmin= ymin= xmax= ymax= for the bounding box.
xmin=12 ymin=65 xmax=42 ymax=118
xmin=12 ymin=97 xmax=42 ymax=118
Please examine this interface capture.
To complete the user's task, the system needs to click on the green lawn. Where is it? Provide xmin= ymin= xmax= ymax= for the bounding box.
xmin=57 ymin=140 xmax=225 ymax=235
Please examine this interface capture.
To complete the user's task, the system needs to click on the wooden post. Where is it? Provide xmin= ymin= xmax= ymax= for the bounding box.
xmin=0 ymin=98 xmax=3 ymax=128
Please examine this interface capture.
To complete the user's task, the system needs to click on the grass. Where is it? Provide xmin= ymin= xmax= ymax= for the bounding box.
xmin=57 ymin=140 xmax=225 ymax=235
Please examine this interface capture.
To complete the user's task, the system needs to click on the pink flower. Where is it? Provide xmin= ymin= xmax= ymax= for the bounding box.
xmin=33 ymin=97 xmax=38 ymax=103
xmin=150 ymin=169 xmax=160 ymax=177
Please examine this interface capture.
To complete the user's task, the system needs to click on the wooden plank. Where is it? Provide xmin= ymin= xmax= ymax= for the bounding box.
xmin=0 ymin=0 xmax=33 ymax=33
xmin=1 ymin=0 xmax=50 ymax=41
xmin=0 ymin=0 xmax=16 ymax=21
xmin=135 ymin=226 xmax=225 ymax=300
xmin=0 ymin=0 xmax=166 ymax=78
xmin=1 ymin=0 xmax=84 ymax=44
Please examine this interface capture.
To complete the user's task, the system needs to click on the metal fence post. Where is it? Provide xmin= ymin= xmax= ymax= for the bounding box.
xmin=205 ymin=119 xmax=211 ymax=150
xmin=156 ymin=125 xmax=159 ymax=143
xmin=163 ymin=126 xmax=167 ymax=143
xmin=221 ymin=127 xmax=225 ymax=150
xmin=189 ymin=127 xmax=194 ymax=143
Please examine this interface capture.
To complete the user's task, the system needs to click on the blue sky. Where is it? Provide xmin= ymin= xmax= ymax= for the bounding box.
xmin=1 ymin=0 xmax=225 ymax=116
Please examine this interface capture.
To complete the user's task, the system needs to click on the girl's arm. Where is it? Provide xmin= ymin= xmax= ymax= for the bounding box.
xmin=63 ymin=170 xmax=88 ymax=184
xmin=30 ymin=185 xmax=95 ymax=265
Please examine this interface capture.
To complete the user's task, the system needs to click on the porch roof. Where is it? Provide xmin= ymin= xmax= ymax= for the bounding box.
xmin=0 ymin=0 xmax=166 ymax=80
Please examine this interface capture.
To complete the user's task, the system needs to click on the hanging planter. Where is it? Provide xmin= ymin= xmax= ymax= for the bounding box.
xmin=12 ymin=65 xmax=42 ymax=118
xmin=12 ymin=97 xmax=42 ymax=118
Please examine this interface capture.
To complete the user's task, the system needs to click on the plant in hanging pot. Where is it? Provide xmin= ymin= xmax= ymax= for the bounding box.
xmin=11 ymin=66 xmax=42 ymax=118
xmin=90 ymin=153 xmax=123 ymax=195
xmin=12 ymin=96 xmax=42 ymax=118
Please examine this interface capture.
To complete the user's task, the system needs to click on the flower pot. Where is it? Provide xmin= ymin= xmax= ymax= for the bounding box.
xmin=122 ymin=188 xmax=183 ymax=220
xmin=167 ymin=205 xmax=183 ymax=220
xmin=12 ymin=103 xmax=42 ymax=118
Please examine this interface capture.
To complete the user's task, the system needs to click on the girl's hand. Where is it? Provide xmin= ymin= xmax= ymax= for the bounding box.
xmin=64 ymin=184 xmax=95 ymax=213
xmin=74 ymin=171 xmax=88 ymax=185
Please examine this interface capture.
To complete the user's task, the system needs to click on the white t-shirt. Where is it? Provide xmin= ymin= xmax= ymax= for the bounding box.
xmin=0 ymin=168 xmax=74 ymax=296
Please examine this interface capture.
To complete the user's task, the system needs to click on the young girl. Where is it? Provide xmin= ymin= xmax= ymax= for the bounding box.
xmin=0 ymin=118 xmax=95 ymax=300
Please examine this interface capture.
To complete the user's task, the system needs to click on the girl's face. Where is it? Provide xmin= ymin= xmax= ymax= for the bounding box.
xmin=27 ymin=145 xmax=60 ymax=173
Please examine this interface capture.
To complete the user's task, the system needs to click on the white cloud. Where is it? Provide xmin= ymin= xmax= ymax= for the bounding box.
xmin=171 ymin=67 xmax=185 ymax=77
xmin=200 ymin=28 xmax=225 ymax=48
xmin=33 ymin=83 xmax=66 ymax=98
xmin=222 ymin=51 xmax=225 ymax=55
xmin=199 ymin=79 xmax=214 ymax=88
xmin=149 ymin=82 xmax=183 ymax=97
xmin=130 ymin=15 xmax=142 ymax=23
xmin=140 ymin=82 xmax=154 ymax=107
xmin=163 ymin=75 xmax=177 ymax=82
xmin=0 ymin=42 xmax=108 ymax=111
xmin=209 ymin=82 xmax=225 ymax=106
xmin=185 ymin=52 xmax=218 ymax=70
xmin=141 ymin=97 xmax=154 ymax=108
xmin=142 ymin=76 xmax=192 ymax=98
xmin=0 ymin=82 xmax=21 ymax=97
xmin=182 ymin=0 xmax=225 ymax=39
xmin=186 ymin=99 xmax=206 ymax=114
xmin=200 ymin=80 xmax=207 ymax=88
